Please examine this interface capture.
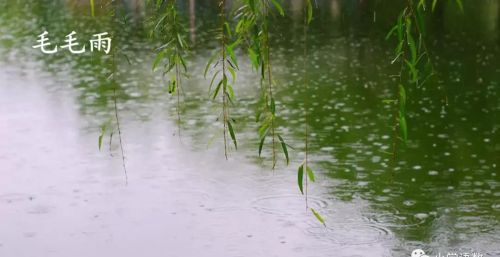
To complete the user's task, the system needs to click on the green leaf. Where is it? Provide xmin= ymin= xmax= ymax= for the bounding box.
xmin=249 ymin=0 xmax=256 ymax=12
xmin=311 ymin=208 xmax=326 ymax=226
xmin=208 ymin=70 xmax=221 ymax=93
xmin=298 ymin=164 xmax=304 ymax=194
xmin=204 ymin=52 xmax=218 ymax=77
xmin=397 ymin=10 xmax=405 ymax=41
xmin=399 ymin=84 xmax=406 ymax=115
xmin=395 ymin=41 xmax=404 ymax=57
xmin=455 ymin=0 xmax=463 ymax=12
xmin=227 ymin=120 xmax=237 ymax=149
xmin=227 ymin=84 xmax=235 ymax=101
xmin=178 ymin=54 xmax=187 ymax=72
xmin=168 ymin=78 xmax=176 ymax=94
xmin=98 ymin=124 xmax=107 ymax=150
xmin=415 ymin=9 xmax=426 ymax=36
xmin=90 ymin=0 xmax=95 ymax=17
xmin=277 ymin=134 xmax=289 ymax=165
xmin=399 ymin=112 xmax=408 ymax=144
xmin=306 ymin=166 xmax=315 ymax=182
xmin=258 ymin=115 xmax=272 ymax=138
xmin=258 ymin=133 xmax=266 ymax=157
xmin=226 ymin=45 xmax=239 ymax=69
xmin=176 ymin=33 xmax=185 ymax=49
xmin=385 ymin=25 xmax=398 ymax=40
xmin=407 ymin=35 xmax=417 ymax=64
xmin=432 ymin=0 xmax=438 ymax=11
xmin=152 ymin=50 xmax=165 ymax=72
xmin=235 ymin=19 xmax=244 ymax=34
xmin=222 ymin=74 xmax=228 ymax=91
xmin=405 ymin=60 xmax=419 ymax=83
xmin=153 ymin=13 xmax=168 ymax=33
xmin=98 ymin=135 xmax=103 ymax=150
xmin=406 ymin=20 xmax=417 ymax=63
xmin=417 ymin=0 xmax=426 ymax=11
xmin=227 ymin=65 xmax=237 ymax=83
xmin=248 ymin=48 xmax=259 ymax=70
xmin=270 ymin=97 xmax=276 ymax=115
xmin=212 ymin=78 xmax=224 ymax=99
xmin=306 ymin=0 xmax=313 ymax=24
xmin=255 ymin=110 xmax=262 ymax=123
xmin=270 ymin=0 xmax=285 ymax=16
xmin=224 ymin=22 xmax=232 ymax=38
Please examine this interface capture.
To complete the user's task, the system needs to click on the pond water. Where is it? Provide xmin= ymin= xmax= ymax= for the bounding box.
xmin=0 ymin=1 xmax=499 ymax=256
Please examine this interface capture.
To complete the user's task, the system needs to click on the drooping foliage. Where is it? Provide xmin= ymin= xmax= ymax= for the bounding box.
xmin=204 ymin=0 xmax=240 ymax=158
xmin=234 ymin=0 xmax=289 ymax=169
xmin=91 ymin=0 xmax=464 ymax=224
xmin=150 ymin=0 xmax=189 ymax=135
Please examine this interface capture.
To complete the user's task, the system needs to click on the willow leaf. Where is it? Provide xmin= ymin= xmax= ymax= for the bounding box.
xmin=311 ymin=208 xmax=326 ymax=226
xmin=204 ymin=52 xmax=218 ymax=77
xmin=227 ymin=65 xmax=237 ymax=82
xmin=98 ymin=124 xmax=107 ymax=150
xmin=455 ymin=0 xmax=463 ymax=12
xmin=227 ymin=84 xmax=235 ymax=101
xmin=306 ymin=166 xmax=315 ymax=182
xmin=248 ymin=48 xmax=259 ymax=70
xmin=224 ymin=22 xmax=232 ymax=38
xmin=208 ymin=70 xmax=221 ymax=93
xmin=152 ymin=50 xmax=165 ymax=72
xmin=258 ymin=133 xmax=266 ymax=157
xmin=90 ymin=0 xmax=95 ymax=17
xmin=277 ymin=134 xmax=289 ymax=165
xmin=407 ymin=31 xmax=417 ymax=63
xmin=385 ymin=25 xmax=398 ymax=40
xmin=226 ymin=45 xmax=239 ymax=69
xmin=306 ymin=0 xmax=313 ymax=24
xmin=98 ymin=135 xmax=103 ymax=150
xmin=176 ymin=33 xmax=185 ymax=49
xmin=213 ymin=79 xmax=223 ymax=99
xmin=270 ymin=0 xmax=285 ymax=16
xmin=399 ymin=113 xmax=408 ymax=144
xmin=270 ymin=97 xmax=276 ymax=115
xmin=298 ymin=164 xmax=304 ymax=194
xmin=405 ymin=60 xmax=418 ymax=83
xmin=399 ymin=84 xmax=406 ymax=115
xmin=227 ymin=121 xmax=237 ymax=149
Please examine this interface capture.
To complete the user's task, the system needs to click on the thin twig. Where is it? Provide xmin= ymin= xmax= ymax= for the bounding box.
xmin=303 ymin=0 xmax=310 ymax=208
xmin=110 ymin=6 xmax=128 ymax=184
xmin=113 ymin=87 xmax=128 ymax=185
xmin=263 ymin=1 xmax=276 ymax=169
xmin=220 ymin=0 xmax=229 ymax=159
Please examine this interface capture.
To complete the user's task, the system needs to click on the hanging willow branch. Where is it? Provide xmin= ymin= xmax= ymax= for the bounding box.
xmin=205 ymin=0 xmax=239 ymax=158
xmin=386 ymin=1 xmax=429 ymax=160
xmin=235 ymin=0 xmax=289 ymax=169
xmin=111 ymin=2 xmax=128 ymax=184
xmin=151 ymin=0 xmax=189 ymax=136
xmin=297 ymin=0 xmax=325 ymax=226
xmin=97 ymin=1 xmax=128 ymax=184
xmin=386 ymin=0 xmax=463 ymax=160
xmin=94 ymin=0 xmax=128 ymax=184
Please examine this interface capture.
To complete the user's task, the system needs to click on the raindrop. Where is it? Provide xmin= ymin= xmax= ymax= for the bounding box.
xmin=371 ymin=156 xmax=381 ymax=163
xmin=414 ymin=213 xmax=429 ymax=220
xmin=403 ymin=200 xmax=416 ymax=206
xmin=428 ymin=170 xmax=439 ymax=176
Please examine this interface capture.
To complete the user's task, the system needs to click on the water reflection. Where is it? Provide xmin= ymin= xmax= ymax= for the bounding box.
xmin=0 ymin=0 xmax=499 ymax=256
